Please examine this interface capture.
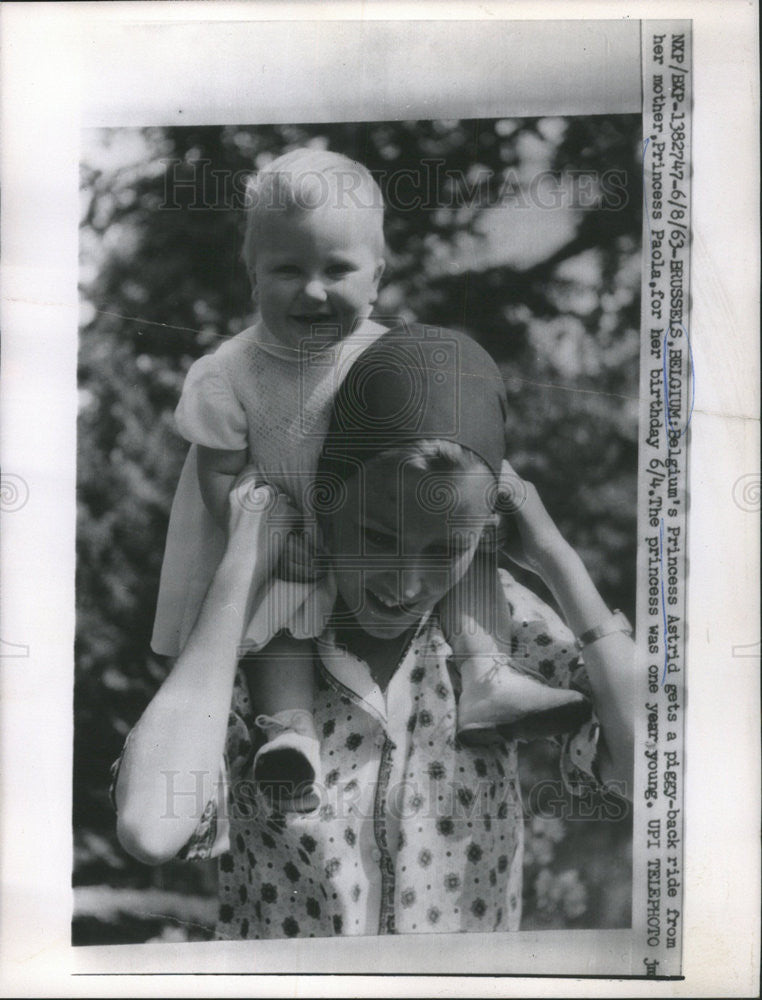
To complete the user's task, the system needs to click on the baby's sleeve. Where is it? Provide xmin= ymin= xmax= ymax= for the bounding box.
xmin=175 ymin=352 xmax=249 ymax=451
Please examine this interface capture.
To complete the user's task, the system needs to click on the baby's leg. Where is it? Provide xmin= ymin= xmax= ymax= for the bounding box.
xmin=441 ymin=547 xmax=512 ymax=660
xmin=442 ymin=549 xmax=590 ymax=742
xmin=245 ymin=632 xmax=316 ymax=716
xmin=242 ymin=632 xmax=320 ymax=808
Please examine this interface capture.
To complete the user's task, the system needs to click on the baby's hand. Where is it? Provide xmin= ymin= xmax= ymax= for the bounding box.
xmin=277 ymin=523 xmax=327 ymax=585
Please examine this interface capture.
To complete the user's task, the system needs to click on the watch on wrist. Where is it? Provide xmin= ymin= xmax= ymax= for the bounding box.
xmin=575 ymin=610 xmax=633 ymax=652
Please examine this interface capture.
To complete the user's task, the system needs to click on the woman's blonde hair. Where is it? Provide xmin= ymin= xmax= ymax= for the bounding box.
xmin=241 ymin=148 xmax=385 ymax=279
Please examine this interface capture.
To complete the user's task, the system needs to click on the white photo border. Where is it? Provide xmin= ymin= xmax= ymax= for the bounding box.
xmin=0 ymin=2 xmax=758 ymax=997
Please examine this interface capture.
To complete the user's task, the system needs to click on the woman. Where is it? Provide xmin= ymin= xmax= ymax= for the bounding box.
xmin=113 ymin=327 xmax=634 ymax=939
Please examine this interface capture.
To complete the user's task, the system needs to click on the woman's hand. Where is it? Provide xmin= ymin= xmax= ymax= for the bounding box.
xmin=225 ymin=471 xmax=297 ymax=571
xmin=226 ymin=471 xmax=326 ymax=585
xmin=497 ymin=459 xmax=572 ymax=579
xmin=277 ymin=525 xmax=327 ymax=584
xmin=498 ymin=460 xmax=634 ymax=796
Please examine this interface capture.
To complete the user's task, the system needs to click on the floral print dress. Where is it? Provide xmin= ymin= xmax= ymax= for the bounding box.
xmin=113 ymin=569 xmax=600 ymax=940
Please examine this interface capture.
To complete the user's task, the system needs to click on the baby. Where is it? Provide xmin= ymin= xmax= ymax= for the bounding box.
xmin=151 ymin=148 xmax=586 ymax=806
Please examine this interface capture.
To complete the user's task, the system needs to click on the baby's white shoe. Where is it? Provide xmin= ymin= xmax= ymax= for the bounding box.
xmin=458 ymin=655 xmax=591 ymax=744
xmin=253 ymin=709 xmax=321 ymax=812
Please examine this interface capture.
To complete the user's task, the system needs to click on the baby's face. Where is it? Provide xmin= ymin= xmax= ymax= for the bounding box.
xmin=251 ymin=203 xmax=384 ymax=350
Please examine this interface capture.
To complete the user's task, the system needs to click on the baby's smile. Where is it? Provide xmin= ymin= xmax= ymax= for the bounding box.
xmin=252 ymin=203 xmax=384 ymax=351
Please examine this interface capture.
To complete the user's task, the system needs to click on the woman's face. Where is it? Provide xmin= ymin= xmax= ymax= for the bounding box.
xmin=321 ymin=452 xmax=496 ymax=638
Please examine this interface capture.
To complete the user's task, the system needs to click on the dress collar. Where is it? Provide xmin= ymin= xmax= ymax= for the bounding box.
xmin=249 ymin=318 xmax=297 ymax=362
xmin=316 ymin=612 xmax=434 ymax=726
xmin=251 ymin=316 xmax=389 ymax=363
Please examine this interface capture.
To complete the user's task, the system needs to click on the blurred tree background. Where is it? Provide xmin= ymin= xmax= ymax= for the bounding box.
xmin=75 ymin=117 xmax=640 ymax=944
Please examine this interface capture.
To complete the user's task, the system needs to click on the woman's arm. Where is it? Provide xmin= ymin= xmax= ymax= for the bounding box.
xmin=114 ymin=479 xmax=282 ymax=864
xmin=500 ymin=461 xmax=635 ymax=797
xmin=197 ymin=445 xmax=249 ymax=527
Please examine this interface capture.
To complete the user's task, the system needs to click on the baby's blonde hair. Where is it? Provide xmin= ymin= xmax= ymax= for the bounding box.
xmin=242 ymin=148 xmax=385 ymax=278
